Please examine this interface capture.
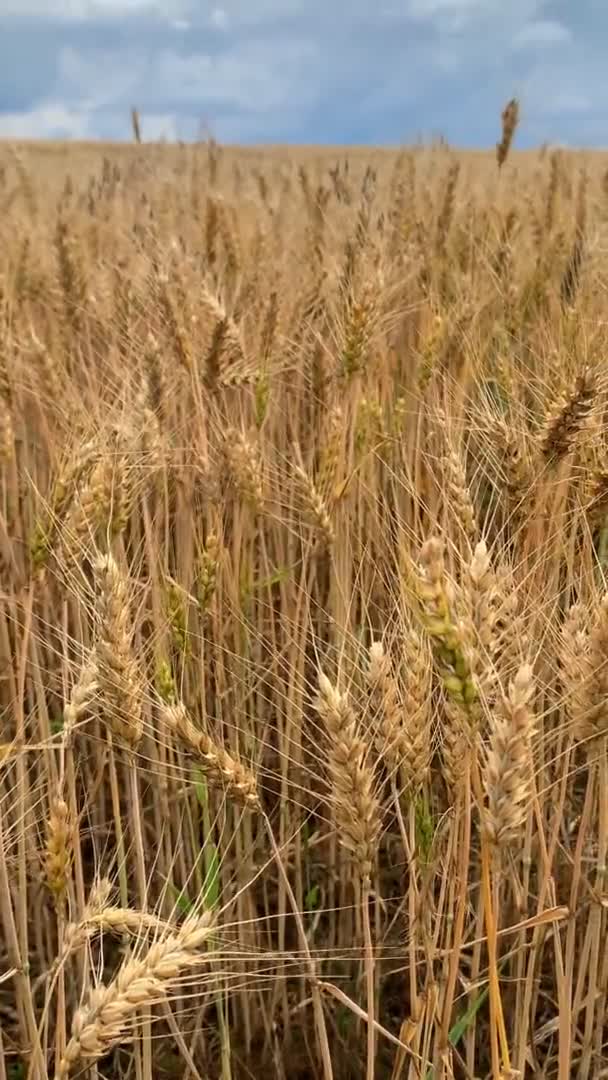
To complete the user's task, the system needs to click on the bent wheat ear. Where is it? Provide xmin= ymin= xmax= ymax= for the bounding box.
xmin=442 ymin=445 xmax=478 ymax=543
xmin=367 ymin=640 xmax=402 ymax=774
xmin=339 ymin=282 xmax=377 ymax=378
xmin=56 ymin=913 xmax=215 ymax=1078
xmin=415 ymin=537 xmax=481 ymax=788
xmin=197 ymin=532 xmax=220 ymax=613
xmin=436 ymin=160 xmax=460 ymax=257
xmin=0 ymin=395 xmax=13 ymax=462
xmin=62 ymin=452 xmax=121 ymax=555
xmin=224 ymin=428 xmax=264 ymax=510
xmin=162 ymin=701 xmax=259 ymax=808
xmin=295 ymin=462 xmax=335 ymax=546
xmin=416 ymin=538 xmax=479 ymax=721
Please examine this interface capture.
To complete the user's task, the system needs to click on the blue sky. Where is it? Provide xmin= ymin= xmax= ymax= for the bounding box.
xmin=0 ymin=1 xmax=605 ymax=146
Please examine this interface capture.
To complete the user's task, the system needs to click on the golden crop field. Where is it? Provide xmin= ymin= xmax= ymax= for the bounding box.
xmin=1 ymin=110 xmax=608 ymax=1079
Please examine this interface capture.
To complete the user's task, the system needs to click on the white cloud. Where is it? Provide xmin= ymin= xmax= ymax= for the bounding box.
xmin=406 ymin=0 xmax=529 ymax=15
xmin=131 ymin=112 xmax=180 ymax=139
xmin=0 ymin=0 xmax=189 ymax=18
xmin=0 ymin=0 xmax=605 ymax=147
xmin=513 ymin=18 xmax=570 ymax=46
xmin=210 ymin=6 xmax=228 ymax=28
xmin=49 ymin=35 xmax=323 ymax=118
xmin=154 ymin=41 xmax=321 ymax=110
xmin=407 ymin=0 xmax=499 ymax=13
xmin=405 ymin=0 xmax=544 ymax=28
xmin=57 ymin=44 xmax=148 ymax=110
xmin=0 ymin=101 xmax=181 ymax=140
xmin=521 ymin=59 xmax=598 ymax=126
xmin=537 ymin=89 xmax=591 ymax=114
xmin=0 ymin=0 xmax=304 ymax=23
xmin=0 ymin=103 xmax=88 ymax=137
xmin=203 ymin=0 xmax=305 ymax=22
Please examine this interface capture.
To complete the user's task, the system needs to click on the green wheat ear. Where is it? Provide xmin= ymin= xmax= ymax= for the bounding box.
xmin=414 ymin=794 xmax=434 ymax=865
xmin=29 ymin=520 xmax=51 ymax=568
xmin=255 ymin=370 xmax=270 ymax=428
xmin=155 ymin=659 xmax=176 ymax=704
xmin=165 ymin=582 xmax=190 ymax=656
xmin=416 ymin=579 xmax=478 ymax=712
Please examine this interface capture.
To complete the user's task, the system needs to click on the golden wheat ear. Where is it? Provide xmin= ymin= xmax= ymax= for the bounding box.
xmin=56 ymin=914 xmax=215 ymax=1078
xmin=161 ymin=701 xmax=259 ymax=808
xmin=92 ymin=553 xmax=144 ymax=748
xmin=314 ymin=671 xmax=381 ymax=885
xmin=483 ymin=664 xmax=536 ymax=849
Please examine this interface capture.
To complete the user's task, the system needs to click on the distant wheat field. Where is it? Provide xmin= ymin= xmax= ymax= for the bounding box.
xmin=2 ymin=119 xmax=608 ymax=1080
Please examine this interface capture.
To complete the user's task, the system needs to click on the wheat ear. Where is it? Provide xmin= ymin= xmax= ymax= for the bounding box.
xmin=496 ymin=98 xmax=519 ymax=167
xmin=315 ymin=671 xmax=381 ymax=1079
xmin=538 ymin=365 xmax=596 ymax=465
xmin=94 ymin=553 xmax=143 ymax=748
xmin=367 ymin=637 xmax=431 ymax=791
xmin=162 ymin=701 xmax=259 ymax=808
xmin=56 ymin=913 xmax=215 ymax=1078
xmin=314 ymin=672 xmax=380 ymax=884
xmin=484 ymin=664 xmax=536 ymax=848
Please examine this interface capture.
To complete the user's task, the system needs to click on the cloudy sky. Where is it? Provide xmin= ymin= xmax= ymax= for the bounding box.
xmin=0 ymin=0 xmax=605 ymax=146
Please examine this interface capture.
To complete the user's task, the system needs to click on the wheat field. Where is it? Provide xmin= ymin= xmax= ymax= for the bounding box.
xmin=1 ymin=114 xmax=608 ymax=1080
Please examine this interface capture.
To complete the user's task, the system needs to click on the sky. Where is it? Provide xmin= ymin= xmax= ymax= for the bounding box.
xmin=0 ymin=0 xmax=605 ymax=146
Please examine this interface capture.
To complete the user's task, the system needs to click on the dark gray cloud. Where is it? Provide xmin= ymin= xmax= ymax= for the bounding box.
xmin=0 ymin=0 xmax=605 ymax=145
